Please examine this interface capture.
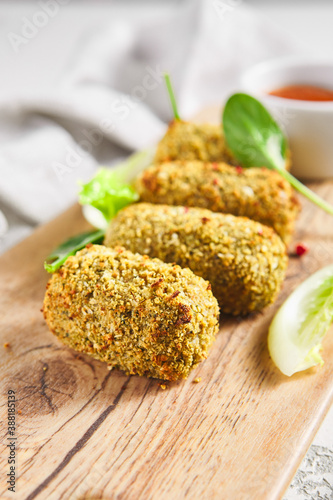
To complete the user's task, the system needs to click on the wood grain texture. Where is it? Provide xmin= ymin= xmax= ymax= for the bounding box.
xmin=1 ymin=110 xmax=333 ymax=500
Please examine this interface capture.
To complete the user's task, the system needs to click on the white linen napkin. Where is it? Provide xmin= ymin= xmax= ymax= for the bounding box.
xmin=0 ymin=0 xmax=307 ymax=253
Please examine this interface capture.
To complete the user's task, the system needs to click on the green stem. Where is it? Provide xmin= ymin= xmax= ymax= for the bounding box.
xmin=275 ymin=165 xmax=333 ymax=216
xmin=164 ymin=73 xmax=180 ymax=120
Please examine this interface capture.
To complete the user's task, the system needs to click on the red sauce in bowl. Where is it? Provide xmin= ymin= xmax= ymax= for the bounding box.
xmin=269 ymin=84 xmax=333 ymax=102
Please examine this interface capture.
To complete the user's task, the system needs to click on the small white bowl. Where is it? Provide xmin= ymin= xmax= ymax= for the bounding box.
xmin=241 ymin=57 xmax=333 ymax=180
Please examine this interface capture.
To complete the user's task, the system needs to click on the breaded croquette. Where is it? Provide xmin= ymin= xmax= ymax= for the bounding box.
xmin=154 ymin=120 xmax=236 ymax=164
xmin=105 ymin=203 xmax=288 ymax=315
xmin=136 ymin=161 xmax=300 ymax=244
xmin=43 ymin=245 xmax=219 ymax=381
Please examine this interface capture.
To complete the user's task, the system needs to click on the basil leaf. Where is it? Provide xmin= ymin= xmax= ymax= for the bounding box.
xmin=44 ymin=229 xmax=105 ymax=273
xmin=223 ymin=93 xmax=333 ymax=217
xmin=223 ymin=93 xmax=287 ymax=170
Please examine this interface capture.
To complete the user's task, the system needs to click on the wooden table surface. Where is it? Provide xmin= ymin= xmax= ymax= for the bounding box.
xmin=1 ymin=138 xmax=333 ymax=500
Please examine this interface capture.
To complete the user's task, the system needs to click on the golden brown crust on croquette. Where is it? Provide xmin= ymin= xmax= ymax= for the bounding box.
xmin=105 ymin=203 xmax=288 ymax=315
xmin=43 ymin=245 xmax=219 ymax=381
xmin=154 ymin=121 xmax=236 ymax=164
xmin=136 ymin=161 xmax=300 ymax=244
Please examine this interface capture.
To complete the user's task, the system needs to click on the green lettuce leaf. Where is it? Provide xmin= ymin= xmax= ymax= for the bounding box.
xmin=78 ymin=149 xmax=155 ymax=226
xmin=79 ymin=169 xmax=139 ymax=222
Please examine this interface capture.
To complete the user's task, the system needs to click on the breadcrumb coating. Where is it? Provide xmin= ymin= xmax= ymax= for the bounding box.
xmin=155 ymin=120 xmax=236 ymax=164
xmin=105 ymin=203 xmax=288 ymax=315
xmin=136 ymin=161 xmax=300 ymax=244
xmin=43 ymin=245 xmax=219 ymax=381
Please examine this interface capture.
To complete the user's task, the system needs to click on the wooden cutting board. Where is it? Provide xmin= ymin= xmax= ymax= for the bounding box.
xmin=1 ymin=111 xmax=333 ymax=500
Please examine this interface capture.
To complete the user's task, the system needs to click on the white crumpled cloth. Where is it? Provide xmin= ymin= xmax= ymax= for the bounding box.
xmin=0 ymin=0 xmax=308 ymax=252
